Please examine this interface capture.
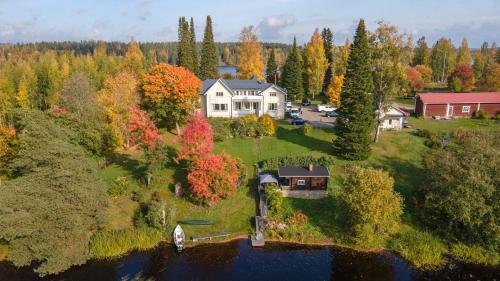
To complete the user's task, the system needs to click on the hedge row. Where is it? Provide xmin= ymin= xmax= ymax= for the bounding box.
xmin=260 ymin=155 xmax=335 ymax=173
xmin=209 ymin=115 xmax=277 ymax=141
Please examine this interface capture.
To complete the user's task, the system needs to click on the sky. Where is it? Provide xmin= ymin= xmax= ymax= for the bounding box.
xmin=0 ymin=0 xmax=499 ymax=47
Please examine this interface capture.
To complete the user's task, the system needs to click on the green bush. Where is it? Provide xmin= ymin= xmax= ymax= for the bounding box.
xmin=449 ymin=77 xmax=462 ymax=92
xmin=298 ymin=123 xmax=313 ymax=135
xmin=107 ymin=176 xmax=132 ymax=196
xmin=209 ymin=118 xmax=232 ymax=141
xmin=89 ymin=227 xmax=163 ymax=259
xmin=389 ymin=229 xmax=446 ymax=269
xmin=261 ymin=155 xmax=335 ymax=173
xmin=135 ymin=201 xmax=175 ymax=229
xmin=451 ymin=243 xmax=500 ymax=266
xmin=265 ymin=183 xmax=284 ymax=215
xmin=474 ymin=109 xmax=489 ymax=120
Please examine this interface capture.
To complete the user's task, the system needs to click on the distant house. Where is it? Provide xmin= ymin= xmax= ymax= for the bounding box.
xmin=200 ymin=77 xmax=287 ymax=119
xmin=378 ymin=106 xmax=408 ymax=130
xmin=415 ymin=92 xmax=500 ymax=118
xmin=278 ymin=164 xmax=330 ymax=191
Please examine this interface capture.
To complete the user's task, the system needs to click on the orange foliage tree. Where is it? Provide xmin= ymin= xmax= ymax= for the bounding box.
xmin=326 ymin=75 xmax=343 ymax=107
xmin=237 ymin=26 xmax=264 ymax=80
xmin=178 ymin=112 xmax=213 ymax=161
xmin=142 ymin=63 xmax=201 ymax=134
xmin=407 ymin=67 xmax=425 ymax=94
xmin=448 ymin=63 xmax=476 ymax=92
xmin=187 ymin=152 xmax=240 ymax=206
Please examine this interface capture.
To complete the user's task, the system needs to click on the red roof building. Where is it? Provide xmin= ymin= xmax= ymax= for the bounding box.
xmin=414 ymin=92 xmax=500 ymax=118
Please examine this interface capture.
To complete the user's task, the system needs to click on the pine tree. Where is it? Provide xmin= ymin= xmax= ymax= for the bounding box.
xmin=189 ymin=17 xmax=199 ymax=75
xmin=333 ymin=19 xmax=374 ymax=160
xmin=412 ymin=36 xmax=431 ymax=66
xmin=200 ymin=15 xmax=218 ymax=80
xmin=281 ymin=37 xmax=304 ymax=100
xmin=456 ymin=38 xmax=472 ymax=65
xmin=266 ymin=47 xmax=278 ymax=84
xmin=177 ymin=17 xmax=194 ymax=72
xmin=321 ymin=28 xmax=334 ymax=95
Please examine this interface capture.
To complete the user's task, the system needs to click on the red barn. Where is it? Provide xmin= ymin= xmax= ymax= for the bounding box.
xmin=415 ymin=92 xmax=500 ymax=118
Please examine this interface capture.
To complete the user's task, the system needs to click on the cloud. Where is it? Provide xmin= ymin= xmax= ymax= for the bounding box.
xmin=257 ymin=14 xmax=296 ymax=41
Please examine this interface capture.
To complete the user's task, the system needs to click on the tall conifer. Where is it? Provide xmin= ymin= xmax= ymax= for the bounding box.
xmin=333 ymin=19 xmax=374 ymax=160
xmin=321 ymin=28 xmax=334 ymax=94
xmin=281 ymin=37 xmax=304 ymax=100
xmin=189 ymin=17 xmax=199 ymax=74
xmin=200 ymin=16 xmax=218 ymax=79
xmin=266 ymin=47 xmax=278 ymax=84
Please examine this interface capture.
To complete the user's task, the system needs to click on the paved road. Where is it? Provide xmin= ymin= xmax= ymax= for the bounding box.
xmin=293 ymin=105 xmax=336 ymax=128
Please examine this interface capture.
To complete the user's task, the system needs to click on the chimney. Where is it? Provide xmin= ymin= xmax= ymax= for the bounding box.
xmin=308 ymin=164 xmax=313 ymax=172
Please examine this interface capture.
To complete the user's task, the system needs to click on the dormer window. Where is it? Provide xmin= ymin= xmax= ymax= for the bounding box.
xmin=216 ymin=92 xmax=223 ymax=97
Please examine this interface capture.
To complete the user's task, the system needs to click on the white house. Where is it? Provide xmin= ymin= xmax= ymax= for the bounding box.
xmin=200 ymin=77 xmax=287 ymax=119
xmin=378 ymin=106 xmax=408 ymax=130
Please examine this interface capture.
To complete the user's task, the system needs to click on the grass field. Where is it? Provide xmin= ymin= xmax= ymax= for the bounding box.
xmin=97 ymin=117 xmax=499 ymax=267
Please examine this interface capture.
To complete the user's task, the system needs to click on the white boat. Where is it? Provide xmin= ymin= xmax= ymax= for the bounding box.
xmin=173 ymin=224 xmax=185 ymax=252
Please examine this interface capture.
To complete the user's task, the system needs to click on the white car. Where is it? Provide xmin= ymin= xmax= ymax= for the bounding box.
xmin=289 ymin=107 xmax=300 ymax=118
xmin=317 ymin=104 xmax=336 ymax=112
xmin=286 ymin=102 xmax=293 ymax=112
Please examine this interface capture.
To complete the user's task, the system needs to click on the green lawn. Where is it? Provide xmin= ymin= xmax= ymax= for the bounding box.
xmin=97 ymin=117 xmax=499 ymax=266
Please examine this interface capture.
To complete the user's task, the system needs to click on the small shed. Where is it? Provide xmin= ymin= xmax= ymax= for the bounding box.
xmin=259 ymin=174 xmax=279 ymax=185
xmin=278 ymin=164 xmax=330 ymax=190
xmin=379 ymin=106 xmax=407 ymax=130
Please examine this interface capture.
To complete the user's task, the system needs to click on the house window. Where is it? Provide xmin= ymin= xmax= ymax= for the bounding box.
xmin=244 ymin=102 xmax=251 ymax=110
xmin=212 ymin=104 xmax=228 ymax=111
xmin=389 ymin=119 xmax=393 ymax=125
xmin=268 ymin=103 xmax=278 ymax=111
xmin=270 ymin=92 xmax=277 ymax=97
xmin=216 ymin=92 xmax=223 ymax=97
xmin=462 ymin=106 xmax=470 ymax=113
xmin=297 ymin=179 xmax=306 ymax=185
xmin=234 ymin=102 xmax=242 ymax=110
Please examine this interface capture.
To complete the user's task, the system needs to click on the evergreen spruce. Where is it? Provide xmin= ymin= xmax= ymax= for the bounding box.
xmin=333 ymin=19 xmax=374 ymax=160
xmin=321 ymin=28 xmax=334 ymax=94
xmin=189 ymin=17 xmax=199 ymax=74
xmin=266 ymin=47 xmax=278 ymax=84
xmin=281 ymin=37 xmax=304 ymax=100
xmin=200 ymin=15 xmax=219 ymax=80
xmin=177 ymin=17 xmax=194 ymax=72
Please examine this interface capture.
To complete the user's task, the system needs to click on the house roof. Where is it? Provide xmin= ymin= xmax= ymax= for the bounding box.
xmin=418 ymin=92 xmax=500 ymax=104
xmin=201 ymin=78 xmax=286 ymax=95
xmin=278 ymin=166 xmax=330 ymax=178
xmin=259 ymin=174 xmax=278 ymax=185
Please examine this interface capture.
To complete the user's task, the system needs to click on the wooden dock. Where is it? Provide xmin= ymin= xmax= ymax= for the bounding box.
xmin=251 ymin=166 xmax=267 ymax=247
xmin=191 ymin=231 xmax=230 ymax=242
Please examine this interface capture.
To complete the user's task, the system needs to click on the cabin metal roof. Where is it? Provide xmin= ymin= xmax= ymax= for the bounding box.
xmin=278 ymin=166 xmax=330 ymax=178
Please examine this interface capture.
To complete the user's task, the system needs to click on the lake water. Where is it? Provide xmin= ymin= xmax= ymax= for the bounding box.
xmin=218 ymin=65 xmax=237 ymax=76
xmin=0 ymin=239 xmax=498 ymax=281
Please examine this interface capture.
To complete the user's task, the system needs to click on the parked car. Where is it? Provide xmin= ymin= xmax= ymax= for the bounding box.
xmin=325 ymin=110 xmax=338 ymax=117
xmin=301 ymin=98 xmax=311 ymax=106
xmin=317 ymin=104 xmax=336 ymax=112
xmin=289 ymin=108 xmax=300 ymax=118
xmin=291 ymin=117 xmax=307 ymax=125
xmin=286 ymin=102 xmax=293 ymax=112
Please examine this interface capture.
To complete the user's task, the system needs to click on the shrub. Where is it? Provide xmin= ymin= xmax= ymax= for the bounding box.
xmin=135 ymin=201 xmax=165 ymax=229
xmin=265 ymin=183 xmax=284 ymax=215
xmin=0 ymin=242 xmax=9 ymax=261
xmin=449 ymin=77 xmax=462 ymax=92
xmin=178 ymin=112 xmax=213 ymax=161
xmin=260 ymin=155 xmax=335 ymax=173
xmin=298 ymin=123 xmax=313 ymax=135
xmin=287 ymin=211 xmax=309 ymax=227
xmin=389 ymin=229 xmax=446 ymax=269
xmin=89 ymin=227 xmax=163 ymax=259
xmin=474 ymin=109 xmax=488 ymax=120
xmin=451 ymin=243 xmax=500 ymax=266
xmin=258 ymin=114 xmax=277 ymax=136
xmin=209 ymin=118 xmax=232 ymax=141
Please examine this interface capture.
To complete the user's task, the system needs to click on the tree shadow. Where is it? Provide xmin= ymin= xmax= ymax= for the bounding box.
xmin=109 ymin=153 xmax=147 ymax=181
xmin=275 ymin=126 xmax=334 ymax=155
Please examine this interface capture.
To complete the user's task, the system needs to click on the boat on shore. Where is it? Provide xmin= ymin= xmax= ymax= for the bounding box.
xmin=173 ymin=224 xmax=185 ymax=252
xmin=178 ymin=220 xmax=215 ymax=225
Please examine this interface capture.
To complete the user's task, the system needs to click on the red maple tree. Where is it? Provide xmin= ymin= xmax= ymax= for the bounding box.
xmin=178 ymin=112 xmax=213 ymax=161
xmin=127 ymin=107 xmax=161 ymax=150
xmin=186 ymin=153 xmax=240 ymax=206
xmin=448 ymin=63 xmax=476 ymax=92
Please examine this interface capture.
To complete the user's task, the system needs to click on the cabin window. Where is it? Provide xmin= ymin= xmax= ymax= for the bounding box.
xmin=297 ymin=179 xmax=306 ymax=185
xmin=216 ymin=92 xmax=223 ymax=97
xmin=234 ymin=102 xmax=242 ymax=110
xmin=270 ymin=92 xmax=277 ymax=97
xmin=212 ymin=104 xmax=228 ymax=111
xmin=268 ymin=103 xmax=278 ymax=111
xmin=462 ymin=106 xmax=470 ymax=113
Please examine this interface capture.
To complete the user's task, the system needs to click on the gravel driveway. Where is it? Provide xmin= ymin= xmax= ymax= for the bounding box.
xmin=293 ymin=105 xmax=336 ymax=128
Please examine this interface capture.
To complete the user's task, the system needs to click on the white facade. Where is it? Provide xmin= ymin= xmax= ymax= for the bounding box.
xmin=200 ymin=79 xmax=287 ymax=119
xmin=379 ymin=106 xmax=407 ymax=130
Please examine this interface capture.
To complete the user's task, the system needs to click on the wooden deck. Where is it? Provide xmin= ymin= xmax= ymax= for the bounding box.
xmin=191 ymin=231 xmax=230 ymax=242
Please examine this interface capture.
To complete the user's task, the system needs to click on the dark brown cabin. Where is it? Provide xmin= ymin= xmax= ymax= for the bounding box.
xmin=278 ymin=164 xmax=329 ymax=190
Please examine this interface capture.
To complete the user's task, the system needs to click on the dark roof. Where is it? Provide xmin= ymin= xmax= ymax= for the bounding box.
xmin=201 ymin=78 xmax=287 ymax=95
xmin=278 ymin=166 xmax=330 ymax=178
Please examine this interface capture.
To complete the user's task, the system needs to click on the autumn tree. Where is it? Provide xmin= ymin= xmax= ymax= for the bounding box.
xmin=305 ymin=28 xmax=328 ymax=99
xmin=98 ymin=70 xmax=139 ymax=148
xmin=200 ymin=15 xmax=218 ymax=80
xmin=407 ymin=67 xmax=425 ymax=94
xmin=333 ymin=19 xmax=374 ymax=160
xmin=412 ymin=36 xmax=431 ymax=66
xmin=339 ymin=166 xmax=403 ymax=244
xmin=127 ymin=107 xmax=161 ymax=150
xmin=178 ymin=112 xmax=213 ymax=161
xmin=122 ymin=40 xmax=145 ymax=77
xmin=415 ymin=64 xmax=432 ymax=83
xmin=266 ymin=47 xmax=278 ymax=84
xmin=281 ymin=37 xmax=304 ymax=100
xmin=477 ymin=63 xmax=500 ymax=91
xmin=59 ymin=72 xmax=101 ymax=122
xmin=430 ymin=38 xmax=456 ymax=82
xmin=456 ymin=38 xmax=472 ymax=65
xmin=448 ymin=63 xmax=475 ymax=92
xmin=333 ymin=39 xmax=350 ymax=76
xmin=326 ymin=74 xmax=343 ymax=107
xmin=237 ymin=26 xmax=264 ymax=80
xmin=15 ymin=78 xmax=30 ymax=109
xmin=370 ymin=21 xmax=407 ymax=143
xmin=187 ymin=152 xmax=240 ymax=206
xmin=321 ymin=27 xmax=334 ymax=94
xmin=142 ymin=63 xmax=202 ymax=134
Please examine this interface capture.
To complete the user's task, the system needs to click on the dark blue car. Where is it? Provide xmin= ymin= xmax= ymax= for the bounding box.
xmin=291 ymin=117 xmax=307 ymax=125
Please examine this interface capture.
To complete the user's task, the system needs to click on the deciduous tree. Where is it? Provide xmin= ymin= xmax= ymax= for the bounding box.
xmin=333 ymin=39 xmax=350 ymax=76
xmin=326 ymin=74 xmax=343 ymax=107
xmin=456 ymin=38 xmax=472 ymax=65
xmin=407 ymin=67 xmax=425 ymax=94
xmin=127 ymin=107 xmax=161 ymax=150
xmin=141 ymin=63 xmax=202 ymax=134
xmin=447 ymin=63 xmax=475 ymax=92
xmin=430 ymin=38 xmax=456 ymax=82
xmin=412 ymin=36 xmax=431 ymax=66
xmin=59 ymin=72 xmax=101 ymax=122
xmin=305 ymin=28 xmax=328 ymax=99
xmin=477 ymin=63 xmax=500 ymax=91
xmin=237 ymin=26 xmax=264 ymax=80
xmin=122 ymin=40 xmax=145 ymax=77
xmin=178 ymin=112 xmax=213 ymax=161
